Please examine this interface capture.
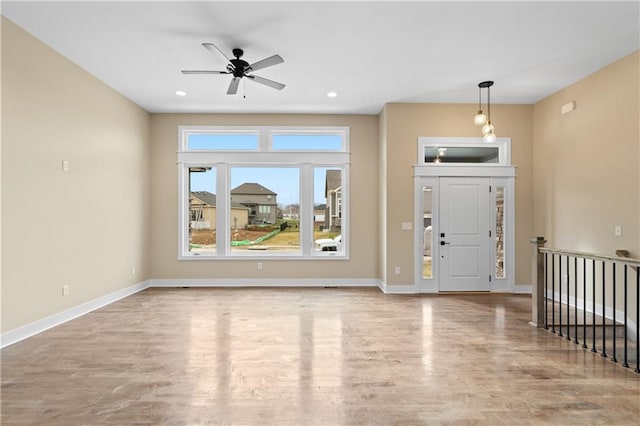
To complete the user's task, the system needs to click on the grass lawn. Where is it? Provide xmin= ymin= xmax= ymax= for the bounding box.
xmin=195 ymin=225 xmax=342 ymax=250
xmin=251 ymin=229 xmax=340 ymax=247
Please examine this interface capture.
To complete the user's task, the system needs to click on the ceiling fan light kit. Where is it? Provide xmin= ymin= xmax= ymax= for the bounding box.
xmin=181 ymin=42 xmax=285 ymax=96
xmin=474 ymin=80 xmax=497 ymax=142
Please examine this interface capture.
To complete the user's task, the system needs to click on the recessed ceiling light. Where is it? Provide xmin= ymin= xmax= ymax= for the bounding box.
xmin=175 ymin=90 xmax=187 ymax=97
xmin=327 ymin=91 xmax=337 ymax=98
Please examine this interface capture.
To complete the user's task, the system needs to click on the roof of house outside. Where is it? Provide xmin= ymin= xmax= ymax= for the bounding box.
xmin=191 ymin=191 xmax=248 ymax=210
xmin=325 ymin=170 xmax=341 ymax=196
xmin=314 ymin=204 xmax=327 ymax=210
xmin=231 ymin=182 xmax=277 ymax=196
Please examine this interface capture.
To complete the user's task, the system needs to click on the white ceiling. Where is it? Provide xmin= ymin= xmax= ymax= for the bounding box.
xmin=2 ymin=1 xmax=639 ymax=115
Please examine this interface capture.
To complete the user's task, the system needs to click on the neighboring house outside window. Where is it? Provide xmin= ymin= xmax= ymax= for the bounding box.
xmin=231 ymin=183 xmax=277 ymax=225
xmin=314 ymin=204 xmax=326 ymax=228
xmin=325 ymin=170 xmax=342 ymax=232
xmin=190 ymin=191 xmax=249 ymax=230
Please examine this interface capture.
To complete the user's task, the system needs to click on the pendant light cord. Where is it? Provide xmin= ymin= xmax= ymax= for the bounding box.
xmin=487 ymin=85 xmax=491 ymax=122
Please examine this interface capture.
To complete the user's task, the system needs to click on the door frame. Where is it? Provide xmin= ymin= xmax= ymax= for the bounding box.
xmin=413 ymin=137 xmax=516 ymax=293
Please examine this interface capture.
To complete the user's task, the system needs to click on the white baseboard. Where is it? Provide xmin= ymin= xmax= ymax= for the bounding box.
xmin=149 ymin=278 xmax=379 ymax=288
xmin=1 ymin=280 xmax=151 ymax=349
xmin=378 ymin=281 xmax=530 ymax=295
xmin=378 ymin=281 xmax=419 ymax=294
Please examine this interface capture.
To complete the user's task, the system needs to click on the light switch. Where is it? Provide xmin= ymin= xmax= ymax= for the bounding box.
xmin=62 ymin=160 xmax=69 ymax=172
xmin=401 ymin=222 xmax=412 ymax=230
xmin=614 ymin=226 xmax=622 ymax=237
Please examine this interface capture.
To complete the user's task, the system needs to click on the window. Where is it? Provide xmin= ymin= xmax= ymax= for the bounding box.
xmin=229 ymin=167 xmax=299 ymax=253
xmin=424 ymin=146 xmax=499 ymax=163
xmin=188 ymin=167 xmax=216 ymax=255
xmin=178 ymin=126 xmax=349 ymax=259
xmin=417 ymin=137 xmax=511 ymax=166
xmin=495 ymin=186 xmax=505 ymax=279
xmin=272 ymin=133 xmax=344 ymax=151
xmin=187 ymin=132 xmax=259 ymax=150
xmin=422 ymin=186 xmax=433 ymax=278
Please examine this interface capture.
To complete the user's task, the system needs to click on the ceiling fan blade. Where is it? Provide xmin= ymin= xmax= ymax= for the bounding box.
xmin=227 ymin=77 xmax=241 ymax=95
xmin=248 ymin=54 xmax=284 ymax=72
xmin=247 ymin=75 xmax=285 ymax=91
xmin=181 ymin=70 xmax=229 ymax=75
xmin=202 ymin=42 xmax=233 ymax=66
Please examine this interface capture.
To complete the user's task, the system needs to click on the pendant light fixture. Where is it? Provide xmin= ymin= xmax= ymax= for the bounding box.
xmin=474 ymin=81 xmax=497 ymax=142
xmin=473 ymin=85 xmax=487 ymax=126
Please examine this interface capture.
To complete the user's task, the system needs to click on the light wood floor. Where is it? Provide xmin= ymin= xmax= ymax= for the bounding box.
xmin=2 ymin=288 xmax=639 ymax=425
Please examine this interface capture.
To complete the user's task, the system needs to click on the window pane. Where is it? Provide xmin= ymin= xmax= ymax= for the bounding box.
xmin=495 ymin=186 xmax=505 ymax=278
xmin=189 ymin=167 xmax=216 ymax=255
xmin=272 ymin=134 xmax=343 ymax=151
xmin=229 ymin=167 xmax=300 ymax=253
xmin=188 ymin=133 xmax=258 ymax=150
xmin=314 ymin=168 xmax=343 ymax=253
xmin=422 ymin=186 xmax=433 ymax=278
xmin=425 ymin=146 xmax=499 ymax=163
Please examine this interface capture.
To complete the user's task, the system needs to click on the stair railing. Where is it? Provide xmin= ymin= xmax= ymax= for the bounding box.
xmin=530 ymin=237 xmax=639 ymax=373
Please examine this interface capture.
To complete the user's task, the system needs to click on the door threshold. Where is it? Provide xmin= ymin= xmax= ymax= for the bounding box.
xmin=438 ymin=291 xmax=491 ymax=295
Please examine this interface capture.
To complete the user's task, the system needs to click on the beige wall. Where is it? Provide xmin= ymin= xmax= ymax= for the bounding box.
xmin=381 ymin=103 xmax=534 ymax=287
xmin=533 ymin=51 xmax=639 ymax=257
xmin=1 ymin=18 xmax=151 ymax=332
xmin=149 ymin=114 xmax=379 ymax=280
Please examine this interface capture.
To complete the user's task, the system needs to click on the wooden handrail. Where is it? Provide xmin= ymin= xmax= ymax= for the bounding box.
xmin=539 ymin=247 xmax=640 ymax=268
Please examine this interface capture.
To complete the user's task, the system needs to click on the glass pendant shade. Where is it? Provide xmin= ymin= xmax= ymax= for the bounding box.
xmin=482 ymin=121 xmax=494 ymax=135
xmin=484 ymin=131 xmax=496 ymax=143
xmin=474 ymin=111 xmax=487 ymax=125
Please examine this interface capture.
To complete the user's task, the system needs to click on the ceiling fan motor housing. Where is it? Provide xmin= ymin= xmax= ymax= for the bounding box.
xmin=229 ymin=58 xmax=250 ymax=77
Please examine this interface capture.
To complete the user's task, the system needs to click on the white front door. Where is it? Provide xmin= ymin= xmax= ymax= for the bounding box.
xmin=438 ymin=177 xmax=491 ymax=291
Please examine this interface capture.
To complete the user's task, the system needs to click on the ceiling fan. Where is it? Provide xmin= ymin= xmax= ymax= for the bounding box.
xmin=181 ymin=43 xmax=285 ymax=95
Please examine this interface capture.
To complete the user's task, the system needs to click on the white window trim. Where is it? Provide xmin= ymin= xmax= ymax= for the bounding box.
xmin=178 ymin=126 xmax=349 ymax=260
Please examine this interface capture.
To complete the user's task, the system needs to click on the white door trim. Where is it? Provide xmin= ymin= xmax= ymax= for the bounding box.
xmin=413 ymin=137 xmax=516 ymax=294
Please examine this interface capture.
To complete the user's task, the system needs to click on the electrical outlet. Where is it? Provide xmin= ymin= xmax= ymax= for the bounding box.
xmin=394 ymin=266 xmax=401 ymax=275
xmin=257 ymin=262 xmax=263 ymax=270
xmin=62 ymin=285 xmax=69 ymax=296
xmin=62 ymin=160 xmax=69 ymax=172
xmin=131 ymin=266 xmax=136 ymax=275
xmin=614 ymin=226 xmax=622 ymax=237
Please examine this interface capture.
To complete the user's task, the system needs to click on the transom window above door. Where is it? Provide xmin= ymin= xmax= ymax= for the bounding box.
xmin=418 ymin=137 xmax=511 ymax=166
